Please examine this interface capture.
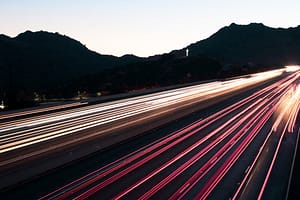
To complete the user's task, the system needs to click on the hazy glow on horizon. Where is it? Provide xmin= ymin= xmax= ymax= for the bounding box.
xmin=1 ymin=0 xmax=300 ymax=57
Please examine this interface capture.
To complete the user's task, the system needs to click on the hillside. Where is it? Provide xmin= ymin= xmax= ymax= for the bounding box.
xmin=174 ymin=23 xmax=300 ymax=65
xmin=0 ymin=31 xmax=143 ymax=108
xmin=2 ymin=23 xmax=300 ymax=109
xmin=65 ymin=54 xmax=223 ymax=97
xmin=0 ymin=31 xmax=142 ymax=89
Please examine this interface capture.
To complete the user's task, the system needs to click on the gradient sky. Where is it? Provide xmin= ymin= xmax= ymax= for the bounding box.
xmin=1 ymin=0 xmax=300 ymax=57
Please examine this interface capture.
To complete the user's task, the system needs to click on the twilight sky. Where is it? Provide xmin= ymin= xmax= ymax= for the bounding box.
xmin=1 ymin=0 xmax=299 ymax=57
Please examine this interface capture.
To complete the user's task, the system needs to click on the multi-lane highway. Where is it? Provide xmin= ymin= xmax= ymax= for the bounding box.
xmin=0 ymin=69 xmax=284 ymax=154
xmin=1 ymin=66 xmax=300 ymax=199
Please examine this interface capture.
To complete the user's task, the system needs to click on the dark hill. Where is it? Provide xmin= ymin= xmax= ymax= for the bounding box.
xmin=2 ymin=23 xmax=300 ymax=109
xmin=66 ymin=54 xmax=223 ymax=96
xmin=0 ymin=31 xmax=143 ymax=108
xmin=174 ymin=23 xmax=300 ymax=65
xmin=119 ymin=54 xmax=144 ymax=63
xmin=0 ymin=31 xmax=142 ymax=89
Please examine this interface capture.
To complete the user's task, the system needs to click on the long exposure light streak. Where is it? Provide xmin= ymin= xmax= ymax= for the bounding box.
xmin=1 ymin=67 xmax=300 ymax=200
xmin=0 ymin=68 xmax=287 ymax=154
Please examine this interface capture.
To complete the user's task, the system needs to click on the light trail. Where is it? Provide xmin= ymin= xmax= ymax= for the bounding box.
xmin=0 ymin=102 xmax=88 ymax=121
xmin=272 ymin=84 xmax=300 ymax=132
xmin=139 ymin=101 xmax=270 ymax=200
xmin=170 ymin=78 xmax=294 ymax=200
xmin=195 ymin=107 xmax=275 ymax=200
xmin=40 ymin=78 xmax=269 ymax=200
xmin=40 ymin=68 xmax=289 ymax=200
xmin=133 ymin=75 xmax=300 ymax=200
xmin=0 ymin=68 xmax=286 ymax=154
xmin=257 ymin=123 xmax=289 ymax=200
xmin=2 ymin=67 xmax=300 ymax=200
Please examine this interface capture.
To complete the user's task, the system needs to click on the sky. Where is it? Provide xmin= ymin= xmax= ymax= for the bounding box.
xmin=1 ymin=0 xmax=300 ymax=57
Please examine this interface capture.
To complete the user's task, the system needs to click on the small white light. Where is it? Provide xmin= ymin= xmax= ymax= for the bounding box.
xmin=285 ymin=65 xmax=300 ymax=72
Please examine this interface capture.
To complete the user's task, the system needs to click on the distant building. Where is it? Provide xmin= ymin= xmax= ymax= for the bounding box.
xmin=186 ymin=48 xmax=189 ymax=57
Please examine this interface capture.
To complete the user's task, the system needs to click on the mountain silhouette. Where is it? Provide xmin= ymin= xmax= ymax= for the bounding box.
xmin=1 ymin=23 xmax=300 ymax=109
xmin=0 ymin=31 xmax=143 ymax=108
xmin=174 ymin=23 xmax=300 ymax=65
xmin=0 ymin=31 xmax=142 ymax=88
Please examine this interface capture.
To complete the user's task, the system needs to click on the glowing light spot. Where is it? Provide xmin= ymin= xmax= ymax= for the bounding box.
xmin=285 ymin=65 xmax=300 ymax=72
xmin=272 ymin=84 xmax=300 ymax=132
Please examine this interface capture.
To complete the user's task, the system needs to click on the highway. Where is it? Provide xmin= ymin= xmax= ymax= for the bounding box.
xmin=1 ymin=67 xmax=300 ymax=199
xmin=0 ymin=69 xmax=284 ymax=159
